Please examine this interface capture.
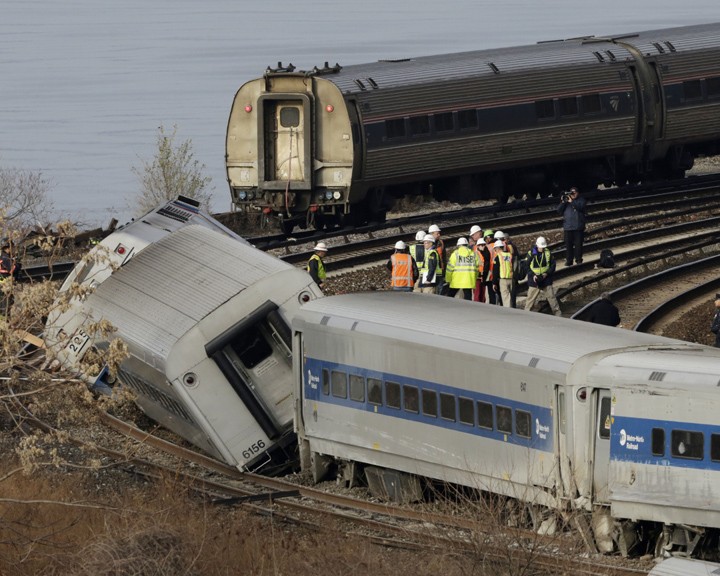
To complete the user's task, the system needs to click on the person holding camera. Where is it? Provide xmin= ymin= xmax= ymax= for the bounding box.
xmin=523 ymin=236 xmax=562 ymax=316
xmin=557 ymin=186 xmax=587 ymax=266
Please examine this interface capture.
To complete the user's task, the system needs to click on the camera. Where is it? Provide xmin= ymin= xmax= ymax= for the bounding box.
xmin=561 ymin=193 xmax=571 ymax=202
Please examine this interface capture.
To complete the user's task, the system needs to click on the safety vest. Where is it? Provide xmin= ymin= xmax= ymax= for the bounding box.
xmin=409 ymin=243 xmax=424 ymax=265
xmin=473 ymin=245 xmax=486 ymax=276
xmin=391 ymin=253 xmax=414 ymax=288
xmin=496 ymin=250 xmax=514 ymax=279
xmin=527 ymin=249 xmax=552 ymax=275
xmin=445 ymin=246 xmax=478 ymax=289
xmin=435 ymin=238 xmax=445 ymax=274
xmin=419 ymin=248 xmax=438 ymax=285
xmin=307 ymin=254 xmax=326 ymax=281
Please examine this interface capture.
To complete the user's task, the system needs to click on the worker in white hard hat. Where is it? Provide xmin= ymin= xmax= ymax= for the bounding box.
xmin=492 ymin=239 xmax=515 ymax=308
xmin=444 ymin=237 xmax=478 ymax=300
xmin=409 ymin=230 xmax=427 ymax=288
xmin=469 ymin=225 xmax=483 ymax=247
xmin=307 ymin=242 xmax=328 ymax=290
xmin=417 ymin=234 xmax=439 ymax=294
xmin=471 ymin=236 xmax=489 ymax=303
xmin=523 ymin=236 xmax=562 ymax=316
xmin=496 ymin=230 xmax=520 ymax=307
xmin=386 ymin=240 xmax=418 ymax=292
xmin=428 ymin=224 xmax=446 ymax=294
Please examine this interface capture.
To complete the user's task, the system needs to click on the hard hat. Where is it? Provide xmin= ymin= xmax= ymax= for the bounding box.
xmin=469 ymin=225 xmax=482 ymax=236
xmin=428 ymin=224 xmax=441 ymax=233
xmin=415 ymin=230 xmax=426 ymax=241
xmin=456 ymin=237 xmax=468 ymax=246
xmin=477 ymin=237 xmax=486 ymax=245
xmin=483 ymin=229 xmax=494 ymax=238
xmin=313 ymin=242 xmax=328 ymax=252
xmin=493 ymin=240 xmax=504 ymax=248
xmin=494 ymin=231 xmax=506 ymax=240
xmin=394 ymin=240 xmax=406 ymax=250
xmin=536 ymin=236 xmax=547 ymax=248
xmin=422 ymin=234 xmax=435 ymax=243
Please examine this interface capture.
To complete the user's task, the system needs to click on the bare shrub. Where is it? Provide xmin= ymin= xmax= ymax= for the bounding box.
xmin=131 ymin=124 xmax=213 ymax=217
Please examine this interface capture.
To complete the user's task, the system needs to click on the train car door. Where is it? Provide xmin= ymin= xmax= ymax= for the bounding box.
xmin=257 ymin=94 xmax=313 ymax=191
xmin=555 ymin=385 xmax=573 ymax=498
xmin=592 ymin=389 xmax=612 ymax=503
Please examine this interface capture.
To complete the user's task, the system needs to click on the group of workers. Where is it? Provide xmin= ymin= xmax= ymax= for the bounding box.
xmin=306 ymin=187 xmax=596 ymax=317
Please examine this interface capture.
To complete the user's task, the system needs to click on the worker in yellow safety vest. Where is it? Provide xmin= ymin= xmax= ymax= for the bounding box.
xmin=307 ymin=242 xmax=328 ymax=290
xmin=524 ymin=236 xmax=562 ymax=316
xmin=492 ymin=239 xmax=515 ymax=308
xmin=444 ymin=237 xmax=478 ymax=301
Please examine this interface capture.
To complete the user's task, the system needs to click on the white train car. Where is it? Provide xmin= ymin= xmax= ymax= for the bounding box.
xmin=45 ymin=199 xmax=324 ymax=473
xmin=292 ymin=292 xmax=720 ymax=556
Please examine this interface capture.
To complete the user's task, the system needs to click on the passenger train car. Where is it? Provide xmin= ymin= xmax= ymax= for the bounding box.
xmin=44 ymin=197 xmax=324 ymax=474
xmin=293 ymin=292 xmax=720 ymax=556
xmin=227 ymin=23 xmax=720 ymax=232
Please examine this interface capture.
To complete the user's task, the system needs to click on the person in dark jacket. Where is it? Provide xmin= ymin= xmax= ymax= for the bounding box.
xmin=710 ymin=294 xmax=720 ymax=347
xmin=557 ymin=186 xmax=587 ymax=266
xmin=586 ymin=292 xmax=621 ymax=327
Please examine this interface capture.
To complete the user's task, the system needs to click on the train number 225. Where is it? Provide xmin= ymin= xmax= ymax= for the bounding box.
xmin=242 ymin=440 xmax=266 ymax=460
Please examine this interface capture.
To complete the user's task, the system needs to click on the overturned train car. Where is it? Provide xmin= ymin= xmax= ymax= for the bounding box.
xmin=227 ymin=22 xmax=720 ymax=232
xmin=45 ymin=199 xmax=323 ymax=474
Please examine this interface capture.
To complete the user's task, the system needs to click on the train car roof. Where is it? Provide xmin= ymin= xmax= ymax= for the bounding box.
xmin=299 ymin=22 xmax=720 ymax=93
xmin=294 ymin=292 xmax=720 ymax=389
xmin=81 ymin=225 xmax=295 ymax=360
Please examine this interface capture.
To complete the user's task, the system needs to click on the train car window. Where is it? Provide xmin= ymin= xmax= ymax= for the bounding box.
xmin=322 ymin=368 xmax=330 ymax=396
xmin=477 ymin=401 xmax=493 ymax=430
xmin=559 ymin=97 xmax=578 ymax=117
xmin=385 ymin=119 xmax=406 ymax=140
xmin=581 ymin=94 xmax=602 ymax=115
xmin=367 ymin=378 xmax=382 ymax=405
xmin=409 ymin=115 xmax=430 ymax=136
xmin=385 ymin=381 xmax=401 ymax=409
xmin=458 ymin=109 xmax=478 ymax=130
xmin=458 ymin=397 xmax=474 ymax=426
xmin=682 ymin=80 xmax=702 ymax=101
xmin=535 ymin=99 xmax=555 ymax=120
xmin=707 ymin=77 xmax=720 ymax=98
xmin=229 ymin=324 xmax=273 ymax=369
xmin=598 ymin=396 xmax=611 ymax=440
xmin=331 ymin=370 xmax=347 ymax=399
xmin=671 ymin=430 xmax=704 ymax=460
xmin=349 ymin=374 xmax=365 ymax=403
xmin=711 ymin=434 xmax=720 ymax=462
xmin=497 ymin=406 xmax=512 ymax=434
xmin=434 ymin=112 xmax=454 ymax=133
xmin=280 ymin=107 xmax=300 ymax=128
xmin=558 ymin=391 xmax=566 ymax=434
xmin=440 ymin=393 xmax=456 ymax=422
xmin=515 ymin=410 xmax=531 ymax=439
xmin=652 ymin=428 xmax=665 ymax=457
xmin=403 ymin=385 xmax=419 ymax=413
xmin=422 ymin=389 xmax=438 ymax=418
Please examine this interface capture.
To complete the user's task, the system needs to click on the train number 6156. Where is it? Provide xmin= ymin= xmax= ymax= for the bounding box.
xmin=242 ymin=440 xmax=266 ymax=460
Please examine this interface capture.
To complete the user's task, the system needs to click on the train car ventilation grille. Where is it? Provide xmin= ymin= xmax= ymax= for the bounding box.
xmin=351 ymin=321 xmax=359 ymax=331
xmin=487 ymin=62 xmax=500 ymax=74
xmin=592 ymin=51 xmax=605 ymax=62
xmin=367 ymin=78 xmax=378 ymax=89
xmin=500 ymin=351 xmax=507 ymax=361
xmin=529 ymin=357 xmax=540 ymax=368
xmin=604 ymin=50 xmax=617 ymax=61
xmin=354 ymin=79 xmax=366 ymax=91
xmin=119 ymin=369 xmax=197 ymax=425
xmin=664 ymin=41 xmax=676 ymax=52
xmin=320 ymin=316 xmax=330 ymax=326
xmin=649 ymin=371 xmax=666 ymax=382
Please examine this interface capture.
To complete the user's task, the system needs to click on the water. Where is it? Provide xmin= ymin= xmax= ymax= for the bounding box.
xmin=2 ymin=0 xmax=720 ymax=227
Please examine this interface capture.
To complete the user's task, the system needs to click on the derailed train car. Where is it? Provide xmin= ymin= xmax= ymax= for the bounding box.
xmin=293 ymin=292 xmax=720 ymax=556
xmin=45 ymin=199 xmax=323 ymax=473
xmin=227 ymin=23 xmax=720 ymax=232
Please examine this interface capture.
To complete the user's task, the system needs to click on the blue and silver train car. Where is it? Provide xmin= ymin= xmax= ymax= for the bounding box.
xmin=292 ymin=292 xmax=720 ymax=556
xmin=45 ymin=200 xmax=324 ymax=474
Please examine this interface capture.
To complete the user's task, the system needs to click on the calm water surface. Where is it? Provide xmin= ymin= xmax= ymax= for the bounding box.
xmin=2 ymin=0 xmax=720 ymax=226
